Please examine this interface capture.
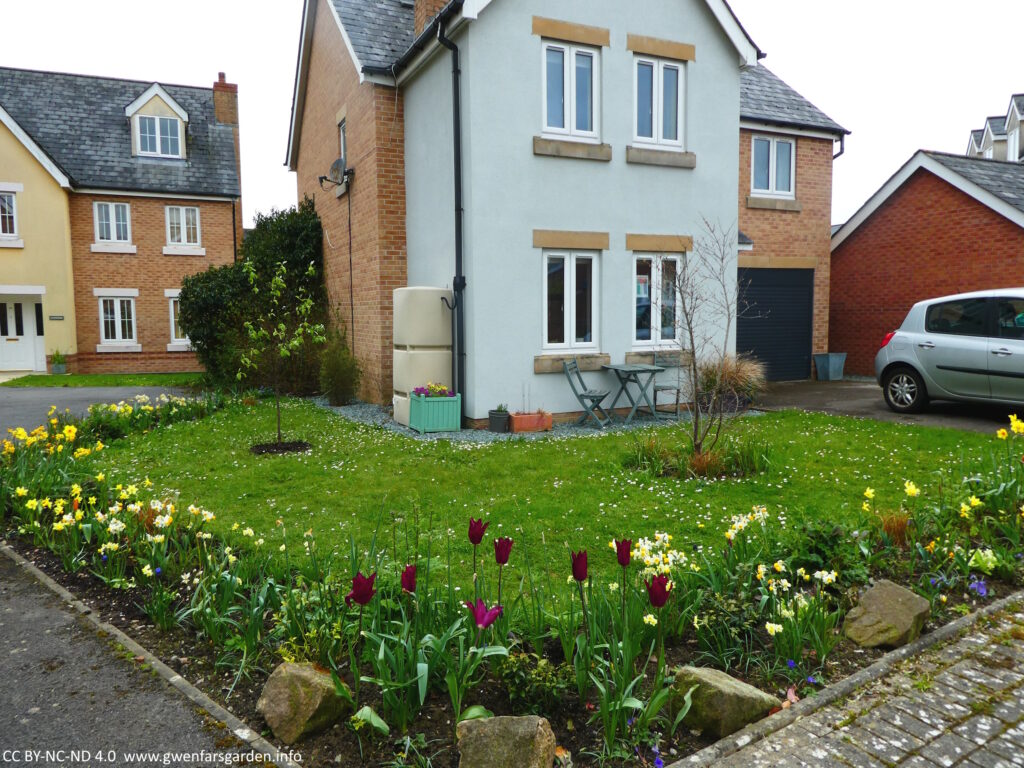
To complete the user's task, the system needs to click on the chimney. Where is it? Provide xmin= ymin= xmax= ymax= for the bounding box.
xmin=213 ymin=72 xmax=238 ymax=124
xmin=414 ymin=0 xmax=448 ymax=36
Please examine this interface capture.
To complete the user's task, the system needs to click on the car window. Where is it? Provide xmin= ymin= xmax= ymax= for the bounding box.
xmin=924 ymin=298 xmax=989 ymax=337
xmin=994 ymin=297 xmax=1024 ymax=340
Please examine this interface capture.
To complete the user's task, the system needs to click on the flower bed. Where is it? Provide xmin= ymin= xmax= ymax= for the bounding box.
xmin=3 ymin=406 xmax=1024 ymax=767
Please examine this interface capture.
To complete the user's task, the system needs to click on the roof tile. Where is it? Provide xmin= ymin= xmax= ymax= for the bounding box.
xmin=740 ymin=64 xmax=847 ymax=135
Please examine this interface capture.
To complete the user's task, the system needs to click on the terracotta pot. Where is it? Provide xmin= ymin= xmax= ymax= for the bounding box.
xmin=510 ymin=412 xmax=553 ymax=433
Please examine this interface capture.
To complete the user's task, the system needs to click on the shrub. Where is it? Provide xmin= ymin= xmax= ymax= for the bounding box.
xmin=320 ymin=326 xmax=361 ymax=405
xmin=179 ymin=263 xmax=250 ymax=387
xmin=697 ymin=354 xmax=767 ymax=406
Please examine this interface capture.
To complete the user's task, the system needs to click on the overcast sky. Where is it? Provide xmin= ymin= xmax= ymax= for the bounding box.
xmin=3 ymin=1 xmax=1023 ymax=227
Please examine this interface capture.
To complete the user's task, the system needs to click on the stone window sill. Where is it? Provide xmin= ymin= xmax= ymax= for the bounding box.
xmin=163 ymin=245 xmax=207 ymax=256
xmin=0 ymin=238 xmax=25 ymax=249
xmin=534 ymin=137 xmax=612 ymax=162
xmin=625 ymin=350 xmax=693 ymax=366
xmin=96 ymin=343 xmax=142 ymax=353
xmin=166 ymin=342 xmax=192 ymax=352
xmin=534 ymin=352 xmax=610 ymax=374
xmin=746 ymin=196 xmax=802 ymax=213
xmin=626 ymin=146 xmax=696 ymax=168
xmin=91 ymin=242 xmax=137 ymax=254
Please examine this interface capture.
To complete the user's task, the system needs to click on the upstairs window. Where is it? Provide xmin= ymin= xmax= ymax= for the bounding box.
xmin=0 ymin=192 xmax=16 ymax=237
xmin=166 ymin=206 xmax=200 ymax=246
xmin=94 ymin=202 xmax=131 ymax=243
xmin=543 ymin=41 xmax=600 ymax=142
xmin=634 ymin=56 xmax=684 ymax=149
xmin=138 ymin=115 xmax=182 ymax=158
xmin=752 ymin=136 xmax=795 ymax=197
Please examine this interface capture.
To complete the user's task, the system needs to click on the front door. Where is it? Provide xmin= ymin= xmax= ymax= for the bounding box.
xmin=0 ymin=299 xmax=37 ymax=371
xmin=989 ymin=296 xmax=1024 ymax=403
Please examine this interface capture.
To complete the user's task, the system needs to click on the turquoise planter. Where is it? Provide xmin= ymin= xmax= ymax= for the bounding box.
xmin=409 ymin=393 xmax=462 ymax=434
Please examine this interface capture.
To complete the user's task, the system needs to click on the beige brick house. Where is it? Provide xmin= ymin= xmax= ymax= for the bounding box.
xmin=0 ymin=67 xmax=242 ymax=374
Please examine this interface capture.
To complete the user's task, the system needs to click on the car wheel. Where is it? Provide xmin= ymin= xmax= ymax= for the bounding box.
xmin=883 ymin=367 xmax=928 ymax=414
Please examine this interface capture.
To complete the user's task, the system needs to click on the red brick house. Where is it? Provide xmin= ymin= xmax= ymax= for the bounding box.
xmin=0 ymin=67 xmax=242 ymax=374
xmin=830 ymin=151 xmax=1024 ymax=376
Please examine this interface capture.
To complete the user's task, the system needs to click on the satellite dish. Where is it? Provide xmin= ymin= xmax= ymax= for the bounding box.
xmin=329 ymin=158 xmax=347 ymax=184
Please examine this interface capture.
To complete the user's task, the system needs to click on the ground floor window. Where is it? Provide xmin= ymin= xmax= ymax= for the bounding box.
xmin=544 ymin=250 xmax=598 ymax=349
xmin=169 ymin=297 xmax=187 ymax=343
xmin=634 ymin=253 xmax=681 ymax=345
xmin=99 ymin=297 xmax=136 ymax=344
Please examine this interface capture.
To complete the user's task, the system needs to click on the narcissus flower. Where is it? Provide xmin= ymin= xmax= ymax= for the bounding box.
xmin=645 ymin=574 xmax=672 ymax=608
xmin=401 ymin=564 xmax=417 ymax=594
xmin=464 ymin=598 xmax=503 ymax=629
xmin=468 ymin=517 xmax=489 ymax=545
xmin=765 ymin=622 xmax=783 ymax=637
xmin=494 ymin=537 xmax=514 ymax=566
xmin=570 ymin=550 xmax=588 ymax=582
xmin=968 ymin=495 xmax=983 ymax=508
xmin=904 ymin=481 xmax=920 ymax=498
xmin=345 ymin=572 xmax=377 ymax=607
xmin=643 ymin=613 xmax=658 ymax=627
xmin=863 ymin=487 xmax=875 ymax=500
xmin=997 ymin=429 xmax=1009 ymax=440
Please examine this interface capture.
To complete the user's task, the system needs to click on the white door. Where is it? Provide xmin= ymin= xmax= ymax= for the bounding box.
xmin=0 ymin=298 xmax=38 ymax=371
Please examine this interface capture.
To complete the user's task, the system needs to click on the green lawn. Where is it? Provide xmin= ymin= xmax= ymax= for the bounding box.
xmin=2 ymin=372 xmax=203 ymax=388
xmin=89 ymin=398 xmax=998 ymax=582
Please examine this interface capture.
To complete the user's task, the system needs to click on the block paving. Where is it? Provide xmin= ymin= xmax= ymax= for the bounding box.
xmin=713 ymin=599 xmax=1024 ymax=767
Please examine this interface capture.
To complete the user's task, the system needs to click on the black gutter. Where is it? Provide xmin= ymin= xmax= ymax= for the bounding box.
xmin=361 ymin=0 xmax=465 ymax=78
xmin=740 ymin=114 xmax=850 ymax=137
xmin=436 ymin=21 xmax=467 ymax=422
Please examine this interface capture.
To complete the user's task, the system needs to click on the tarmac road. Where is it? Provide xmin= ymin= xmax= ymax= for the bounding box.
xmin=0 ymin=386 xmax=188 ymax=436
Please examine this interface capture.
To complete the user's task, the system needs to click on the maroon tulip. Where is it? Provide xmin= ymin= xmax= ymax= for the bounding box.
xmin=464 ymin=598 xmax=503 ymax=630
xmin=468 ymin=517 xmax=489 ymax=546
xmin=345 ymin=571 xmax=377 ymax=607
xmin=400 ymin=564 xmax=416 ymax=594
xmin=645 ymin=574 xmax=672 ymax=608
xmin=615 ymin=539 xmax=632 ymax=568
xmin=571 ymin=550 xmax=588 ymax=582
xmin=494 ymin=537 xmax=514 ymax=566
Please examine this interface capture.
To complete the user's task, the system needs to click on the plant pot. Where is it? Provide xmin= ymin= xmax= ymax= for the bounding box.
xmin=510 ymin=412 xmax=553 ymax=433
xmin=408 ymin=393 xmax=461 ymax=434
xmin=488 ymin=410 xmax=510 ymax=433
xmin=50 ymin=363 xmax=66 ymax=375
xmin=813 ymin=352 xmax=847 ymax=382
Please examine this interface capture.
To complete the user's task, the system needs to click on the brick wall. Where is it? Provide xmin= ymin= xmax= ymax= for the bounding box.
xmin=296 ymin=0 xmax=407 ymax=405
xmin=415 ymin=0 xmax=448 ymax=35
xmin=738 ymin=131 xmax=835 ymax=368
xmin=68 ymin=193 xmax=237 ymax=373
xmin=212 ymin=73 xmax=244 ymax=241
xmin=830 ymin=169 xmax=1024 ymax=376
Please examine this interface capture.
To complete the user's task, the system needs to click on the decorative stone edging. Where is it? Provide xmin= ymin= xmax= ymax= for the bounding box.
xmin=667 ymin=589 xmax=1024 ymax=768
xmin=0 ymin=541 xmax=299 ymax=768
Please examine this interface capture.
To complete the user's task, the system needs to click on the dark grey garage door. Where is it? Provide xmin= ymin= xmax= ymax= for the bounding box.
xmin=737 ymin=268 xmax=813 ymax=381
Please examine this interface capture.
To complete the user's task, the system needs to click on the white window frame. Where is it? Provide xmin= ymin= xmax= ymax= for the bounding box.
xmin=0 ymin=188 xmax=19 ymax=240
xmin=541 ymin=41 xmax=601 ymax=144
xmin=165 ymin=206 xmax=201 ymax=245
xmin=632 ymin=56 xmax=685 ymax=150
xmin=93 ymin=288 xmax=140 ymax=352
xmin=164 ymin=288 xmax=190 ymax=351
xmin=542 ymin=250 xmax=599 ymax=351
xmin=750 ymin=135 xmax=796 ymax=198
xmin=1008 ymin=127 xmax=1020 ymax=163
xmin=633 ymin=253 xmax=683 ymax=348
xmin=93 ymin=202 xmax=132 ymax=244
xmin=136 ymin=115 xmax=183 ymax=159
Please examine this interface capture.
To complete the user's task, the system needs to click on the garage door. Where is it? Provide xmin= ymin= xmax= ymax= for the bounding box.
xmin=736 ymin=268 xmax=813 ymax=381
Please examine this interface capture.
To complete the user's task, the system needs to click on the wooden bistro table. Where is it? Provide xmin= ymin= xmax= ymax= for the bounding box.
xmin=602 ymin=363 xmax=665 ymax=424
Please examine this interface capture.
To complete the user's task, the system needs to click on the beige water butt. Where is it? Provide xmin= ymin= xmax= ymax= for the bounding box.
xmin=393 ymin=287 xmax=453 ymax=426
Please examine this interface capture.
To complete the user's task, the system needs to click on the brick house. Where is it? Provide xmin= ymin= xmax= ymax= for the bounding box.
xmin=0 ymin=67 xmax=241 ymax=374
xmin=736 ymin=64 xmax=847 ymax=381
xmin=830 ymin=151 xmax=1024 ymax=376
xmin=287 ymin=0 xmax=842 ymax=419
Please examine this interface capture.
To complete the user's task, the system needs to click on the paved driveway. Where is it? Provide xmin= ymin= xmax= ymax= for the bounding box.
xmin=758 ymin=379 xmax=1013 ymax=434
xmin=0 ymin=386 xmax=189 ymax=435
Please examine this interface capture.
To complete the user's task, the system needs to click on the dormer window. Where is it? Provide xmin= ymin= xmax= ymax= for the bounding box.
xmin=138 ymin=116 xmax=181 ymax=157
xmin=125 ymin=83 xmax=189 ymax=160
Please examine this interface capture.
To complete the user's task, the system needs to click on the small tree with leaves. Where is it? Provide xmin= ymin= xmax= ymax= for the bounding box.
xmin=238 ymin=259 xmax=326 ymax=445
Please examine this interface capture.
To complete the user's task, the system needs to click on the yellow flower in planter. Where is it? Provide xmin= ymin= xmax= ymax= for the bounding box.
xmin=904 ymin=481 xmax=920 ymax=498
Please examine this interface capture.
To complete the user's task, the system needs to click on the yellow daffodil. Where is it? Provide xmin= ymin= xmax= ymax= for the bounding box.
xmin=15 ymin=487 xmax=28 ymax=497
xmin=904 ymin=481 xmax=920 ymax=498
xmin=773 ymin=560 xmax=786 ymax=573
xmin=643 ymin=614 xmax=658 ymax=627
xmin=864 ymin=487 xmax=875 ymax=500
xmin=969 ymin=495 xmax=983 ymax=508
xmin=141 ymin=564 xmax=154 ymax=578
xmin=997 ymin=428 xmax=1009 ymax=440
xmin=925 ymin=540 xmax=937 ymax=554
xmin=756 ymin=564 xmax=767 ymax=581
xmin=765 ymin=622 xmax=783 ymax=637
xmin=96 ymin=472 xmax=105 ymax=482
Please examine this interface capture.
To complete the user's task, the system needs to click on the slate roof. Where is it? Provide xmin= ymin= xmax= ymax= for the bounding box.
xmin=986 ymin=115 xmax=1008 ymax=138
xmin=740 ymin=64 xmax=847 ymax=135
xmin=926 ymin=151 xmax=1024 ymax=215
xmin=332 ymin=0 xmax=417 ymax=72
xmin=970 ymin=129 xmax=985 ymax=148
xmin=1012 ymin=95 xmax=1024 ymax=116
xmin=0 ymin=67 xmax=240 ymax=197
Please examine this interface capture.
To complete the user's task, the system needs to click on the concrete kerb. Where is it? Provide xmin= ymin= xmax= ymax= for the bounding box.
xmin=0 ymin=540 xmax=299 ymax=768
xmin=668 ymin=588 xmax=1024 ymax=768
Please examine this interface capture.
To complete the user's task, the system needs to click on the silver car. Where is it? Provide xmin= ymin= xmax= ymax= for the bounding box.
xmin=875 ymin=289 xmax=1024 ymax=413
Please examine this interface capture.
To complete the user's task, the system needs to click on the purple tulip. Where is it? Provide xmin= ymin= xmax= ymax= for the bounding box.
xmin=400 ymin=564 xmax=416 ymax=594
xmin=345 ymin=571 xmax=377 ymax=607
xmin=464 ymin=598 xmax=503 ymax=629
xmin=494 ymin=537 xmax=514 ymax=566
xmin=570 ymin=550 xmax=588 ymax=582
xmin=615 ymin=539 xmax=632 ymax=568
xmin=645 ymin=574 xmax=672 ymax=608
xmin=468 ymin=518 xmax=489 ymax=546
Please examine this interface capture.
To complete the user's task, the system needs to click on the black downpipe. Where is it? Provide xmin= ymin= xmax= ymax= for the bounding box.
xmin=437 ymin=23 xmax=466 ymax=422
